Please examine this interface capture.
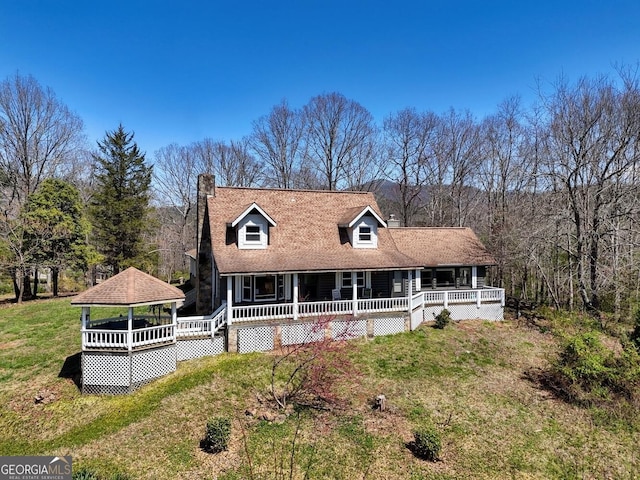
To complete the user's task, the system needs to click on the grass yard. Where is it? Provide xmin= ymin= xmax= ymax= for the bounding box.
xmin=0 ymin=297 xmax=638 ymax=479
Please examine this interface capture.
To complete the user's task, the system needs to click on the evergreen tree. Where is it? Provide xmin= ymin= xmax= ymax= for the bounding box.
xmin=90 ymin=125 xmax=153 ymax=275
xmin=22 ymin=179 xmax=98 ymax=296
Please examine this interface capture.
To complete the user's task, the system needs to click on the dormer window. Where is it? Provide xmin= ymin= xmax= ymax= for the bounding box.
xmin=359 ymin=226 xmax=372 ymax=243
xmin=338 ymin=205 xmax=386 ymax=249
xmin=238 ymin=218 xmax=268 ymax=249
xmin=245 ymin=225 xmax=261 ymax=243
xmin=230 ymin=203 xmax=277 ymax=250
xmin=352 ymin=218 xmax=378 ymax=249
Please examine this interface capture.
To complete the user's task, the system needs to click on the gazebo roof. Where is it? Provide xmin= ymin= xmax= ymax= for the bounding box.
xmin=71 ymin=267 xmax=185 ymax=307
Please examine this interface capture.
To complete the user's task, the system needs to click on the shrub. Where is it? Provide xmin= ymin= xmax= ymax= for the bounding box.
xmin=202 ymin=416 xmax=231 ymax=453
xmin=434 ymin=309 xmax=451 ymax=329
xmin=556 ymin=331 xmax=611 ymax=390
xmin=412 ymin=426 xmax=441 ymax=461
xmin=72 ymin=469 xmax=99 ymax=480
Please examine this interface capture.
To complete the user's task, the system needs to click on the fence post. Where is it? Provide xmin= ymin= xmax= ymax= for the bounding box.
xmin=443 ymin=291 xmax=448 ymax=309
xmin=476 ymin=290 xmax=481 ymax=309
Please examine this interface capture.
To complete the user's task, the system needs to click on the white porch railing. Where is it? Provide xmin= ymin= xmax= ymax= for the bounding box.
xmin=82 ymin=289 xmax=504 ymax=350
xmin=82 ymin=329 xmax=128 ymax=349
xmin=82 ymin=305 xmax=228 ymax=351
xmin=176 ymin=303 xmax=227 ymax=338
xmin=230 ymin=287 xmax=504 ymax=323
xmin=132 ymin=324 xmax=174 ymax=347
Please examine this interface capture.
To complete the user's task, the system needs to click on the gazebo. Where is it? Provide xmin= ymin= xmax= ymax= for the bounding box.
xmin=71 ymin=267 xmax=186 ymax=394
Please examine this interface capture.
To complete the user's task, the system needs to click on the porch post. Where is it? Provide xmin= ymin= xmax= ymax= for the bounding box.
xmin=443 ymin=291 xmax=449 ymax=309
xmin=293 ymin=273 xmax=299 ymax=321
xmin=171 ymin=302 xmax=177 ymax=341
xmin=352 ymin=272 xmax=358 ymax=317
xmin=407 ymin=270 xmax=413 ymax=314
xmin=81 ymin=307 xmax=89 ymax=351
xmin=226 ymin=276 xmax=233 ymax=326
xmin=471 ymin=266 xmax=478 ymax=289
xmin=81 ymin=306 xmax=89 ymax=329
xmin=415 ymin=269 xmax=421 ymax=291
xmin=127 ymin=307 xmax=133 ymax=351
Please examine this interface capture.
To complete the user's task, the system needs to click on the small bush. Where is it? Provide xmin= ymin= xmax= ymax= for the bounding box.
xmin=72 ymin=468 xmax=99 ymax=480
xmin=434 ymin=309 xmax=451 ymax=329
xmin=412 ymin=426 xmax=441 ymax=461
xmin=556 ymin=331 xmax=611 ymax=389
xmin=202 ymin=416 xmax=231 ymax=453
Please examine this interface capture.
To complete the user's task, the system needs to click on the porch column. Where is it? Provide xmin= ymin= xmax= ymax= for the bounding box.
xmin=81 ymin=306 xmax=89 ymax=329
xmin=127 ymin=307 xmax=133 ymax=351
xmin=415 ymin=269 xmax=421 ymax=291
xmin=471 ymin=266 xmax=478 ymax=289
xmin=81 ymin=307 xmax=89 ymax=351
xmin=407 ymin=270 xmax=413 ymax=314
xmin=171 ymin=302 xmax=177 ymax=341
xmin=293 ymin=273 xmax=299 ymax=321
xmin=352 ymin=272 xmax=358 ymax=317
xmin=226 ymin=276 xmax=233 ymax=326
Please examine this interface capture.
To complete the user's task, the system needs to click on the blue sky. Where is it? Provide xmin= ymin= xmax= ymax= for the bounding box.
xmin=1 ymin=0 xmax=639 ymax=157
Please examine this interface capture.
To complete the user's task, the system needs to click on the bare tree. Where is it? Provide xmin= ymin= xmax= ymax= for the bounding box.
xmin=383 ymin=108 xmax=437 ymax=226
xmin=153 ymin=143 xmax=199 ymax=279
xmin=302 ymin=92 xmax=377 ymax=190
xmin=192 ymin=137 xmax=263 ymax=187
xmin=540 ymin=74 xmax=640 ymax=312
xmin=250 ymin=100 xmax=305 ymax=188
xmin=0 ymin=73 xmax=85 ymax=302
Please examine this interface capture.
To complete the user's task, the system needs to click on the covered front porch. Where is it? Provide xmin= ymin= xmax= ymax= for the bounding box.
xmin=79 ymin=286 xmax=505 ymax=352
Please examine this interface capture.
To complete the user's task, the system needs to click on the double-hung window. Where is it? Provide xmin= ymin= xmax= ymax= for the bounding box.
xmin=245 ymin=225 xmax=261 ymax=243
xmin=342 ymin=271 xmax=365 ymax=289
xmin=358 ymin=226 xmax=372 ymax=243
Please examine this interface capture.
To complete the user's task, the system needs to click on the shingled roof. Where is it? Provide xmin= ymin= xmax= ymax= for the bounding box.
xmin=207 ymin=187 xmax=421 ymax=275
xmin=388 ymin=227 xmax=496 ymax=266
xmin=71 ymin=267 xmax=185 ymax=306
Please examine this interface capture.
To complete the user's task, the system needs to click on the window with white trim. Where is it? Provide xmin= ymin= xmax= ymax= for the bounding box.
xmin=245 ymin=225 xmax=261 ymax=243
xmin=359 ymin=226 xmax=372 ymax=242
xmin=238 ymin=215 xmax=268 ymax=249
xmin=341 ymin=271 xmax=365 ymax=289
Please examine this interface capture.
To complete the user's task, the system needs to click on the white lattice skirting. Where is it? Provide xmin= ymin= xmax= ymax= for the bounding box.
xmin=177 ymin=337 xmax=225 ymax=361
xmin=373 ymin=317 xmax=406 ymax=336
xmin=332 ymin=319 xmax=367 ymax=340
xmin=237 ymin=326 xmax=276 ymax=353
xmin=82 ymin=345 xmax=177 ymax=394
xmin=423 ymin=303 xmax=503 ymax=322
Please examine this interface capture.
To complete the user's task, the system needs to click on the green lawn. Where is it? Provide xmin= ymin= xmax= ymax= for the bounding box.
xmin=0 ymin=298 xmax=638 ymax=479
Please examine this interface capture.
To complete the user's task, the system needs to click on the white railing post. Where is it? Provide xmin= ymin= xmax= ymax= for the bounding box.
xmin=226 ymin=276 xmax=233 ymax=326
xmin=407 ymin=270 xmax=413 ymax=314
xmin=443 ymin=291 xmax=448 ymax=309
xmin=352 ymin=272 xmax=358 ymax=317
xmin=476 ymin=290 xmax=481 ymax=308
xmin=171 ymin=302 xmax=177 ymax=342
xmin=293 ymin=273 xmax=299 ymax=321
xmin=127 ymin=307 xmax=133 ymax=352
xmin=501 ymin=288 xmax=505 ymax=307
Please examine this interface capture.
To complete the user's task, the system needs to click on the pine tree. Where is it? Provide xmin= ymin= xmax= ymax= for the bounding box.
xmin=90 ymin=125 xmax=153 ymax=275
